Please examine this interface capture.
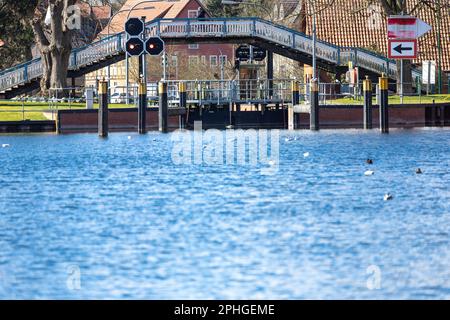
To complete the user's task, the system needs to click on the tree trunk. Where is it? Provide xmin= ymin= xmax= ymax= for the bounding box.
xmin=32 ymin=0 xmax=75 ymax=96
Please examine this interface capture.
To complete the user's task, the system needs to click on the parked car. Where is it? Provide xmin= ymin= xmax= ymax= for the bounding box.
xmin=110 ymin=92 xmax=127 ymax=104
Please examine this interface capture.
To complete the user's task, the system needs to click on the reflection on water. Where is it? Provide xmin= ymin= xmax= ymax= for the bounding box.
xmin=0 ymin=129 xmax=449 ymax=299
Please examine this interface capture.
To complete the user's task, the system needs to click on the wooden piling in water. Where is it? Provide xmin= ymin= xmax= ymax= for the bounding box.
xmin=379 ymin=73 xmax=389 ymax=133
xmin=159 ymin=82 xmax=168 ymax=133
xmin=310 ymin=79 xmax=319 ymax=131
xmin=98 ymin=80 xmax=108 ymax=138
xmin=363 ymin=76 xmax=373 ymax=129
xmin=138 ymin=81 xmax=147 ymax=134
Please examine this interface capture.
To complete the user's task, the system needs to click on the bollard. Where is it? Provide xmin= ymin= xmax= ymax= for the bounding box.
xmin=98 ymin=80 xmax=108 ymax=138
xmin=292 ymin=80 xmax=300 ymax=106
xmin=310 ymin=78 xmax=319 ymax=131
xmin=138 ymin=81 xmax=147 ymax=134
xmin=179 ymin=81 xmax=187 ymax=109
xmin=159 ymin=82 xmax=168 ymax=133
xmin=379 ymin=73 xmax=389 ymax=133
xmin=363 ymin=76 xmax=373 ymax=129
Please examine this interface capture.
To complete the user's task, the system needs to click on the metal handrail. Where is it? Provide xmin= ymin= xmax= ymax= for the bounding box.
xmin=0 ymin=17 xmax=422 ymax=94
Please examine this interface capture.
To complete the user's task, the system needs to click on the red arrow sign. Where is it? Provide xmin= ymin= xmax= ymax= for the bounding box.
xmin=388 ymin=16 xmax=432 ymax=39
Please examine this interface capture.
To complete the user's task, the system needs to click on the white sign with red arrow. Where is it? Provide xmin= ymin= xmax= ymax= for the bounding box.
xmin=387 ymin=16 xmax=432 ymax=39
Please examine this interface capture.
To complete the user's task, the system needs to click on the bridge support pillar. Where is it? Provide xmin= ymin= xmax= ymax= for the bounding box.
xmin=379 ymin=73 xmax=389 ymax=133
xmin=310 ymin=79 xmax=319 ymax=131
xmin=71 ymin=78 xmax=76 ymax=97
xmin=267 ymin=51 xmax=274 ymax=97
xmin=363 ymin=76 xmax=373 ymax=129
xmin=159 ymin=82 xmax=168 ymax=133
xmin=138 ymin=81 xmax=147 ymax=134
xmin=98 ymin=80 xmax=109 ymax=138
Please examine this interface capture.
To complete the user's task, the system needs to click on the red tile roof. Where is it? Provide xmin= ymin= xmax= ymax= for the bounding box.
xmin=100 ymin=0 xmax=194 ymax=36
xmin=300 ymin=0 xmax=450 ymax=71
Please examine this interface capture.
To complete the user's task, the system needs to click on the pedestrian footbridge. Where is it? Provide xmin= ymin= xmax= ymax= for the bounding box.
xmin=0 ymin=17 xmax=420 ymax=99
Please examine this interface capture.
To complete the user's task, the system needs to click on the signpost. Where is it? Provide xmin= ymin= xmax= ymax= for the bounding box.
xmin=387 ymin=15 xmax=431 ymax=101
xmin=387 ymin=16 xmax=432 ymax=39
xmin=388 ymin=39 xmax=417 ymax=59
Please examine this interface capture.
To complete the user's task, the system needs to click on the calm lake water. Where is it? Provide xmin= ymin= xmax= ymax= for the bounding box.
xmin=0 ymin=128 xmax=449 ymax=299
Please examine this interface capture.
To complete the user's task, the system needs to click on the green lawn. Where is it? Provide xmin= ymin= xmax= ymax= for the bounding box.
xmin=0 ymin=101 xmax=138 ymax=121
xmin=328 ymin=94 xmax=450 ymax=105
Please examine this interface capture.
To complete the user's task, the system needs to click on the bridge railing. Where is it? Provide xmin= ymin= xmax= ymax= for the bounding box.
xmin=70 ymin=33 xmax=125 ymax=70
xmin=254 ymin=19 xmax=339 ymax=64
xmin=0 ymin=58 xmax=42 ymax=92
xmin=1 ymin=17 xmax=423 ymax=95
xmin=165 ymin=79 xmax=295 ymax=104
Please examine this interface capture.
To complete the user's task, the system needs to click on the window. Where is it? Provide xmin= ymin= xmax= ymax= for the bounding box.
xmin=188 ymin=9 xmax=198 ymax=18
xmin=171 ymin=55 xmax=178 ymax=67
xmin=210 ymin=55 xmax=218 ymax=67
xmin=189 ymin=56 xmax=199 ymax=66
xmin=219 ymin=55 xmax=227 ymax=66
xmin=201 ymin=56 xmax=206 ymax=65
xmin=187 ymin=10 xmax=199 ymax=49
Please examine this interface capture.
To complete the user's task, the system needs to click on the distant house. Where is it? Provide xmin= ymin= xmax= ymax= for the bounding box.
xmin=86 ymin=0 xmax=235 ymax=92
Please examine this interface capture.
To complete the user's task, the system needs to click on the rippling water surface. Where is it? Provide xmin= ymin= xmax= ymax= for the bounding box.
xmin=0 ymin=129 xmax=449 ymax=299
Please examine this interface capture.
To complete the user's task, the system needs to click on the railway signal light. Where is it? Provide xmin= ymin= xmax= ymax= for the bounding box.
xmin=125 ymin=18 xmax=144 ymax=37
xmin=126 ymin=38 xmax=144 ymax=56
xmin=145 ymin=37 xmax=164 ymax=56
xmin=253 ymin=48 xmax=267 ymax=61
xmin=236 ymin=45 xmax=250 ymax=61
xmin=235 ymin=45 xmax=266 ymax=62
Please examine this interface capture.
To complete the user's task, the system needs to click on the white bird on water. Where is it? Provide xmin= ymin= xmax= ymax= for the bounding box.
xmin=384 ymin=193 xmax=393 ymax=201
xmin=303 ymin=152 xmax=310 ymax=158
xmin=2 ymin=144 xmax=10 ymax=148
xmin=364 ymin=170 xmax=374 ymax=176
